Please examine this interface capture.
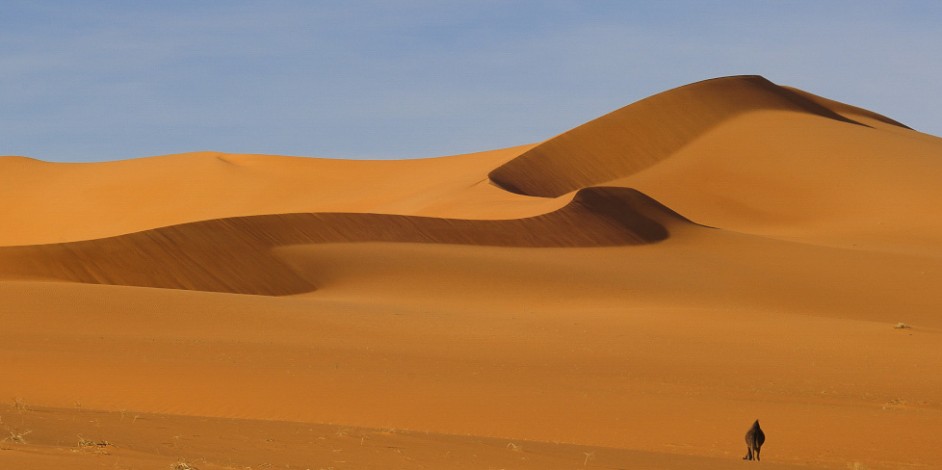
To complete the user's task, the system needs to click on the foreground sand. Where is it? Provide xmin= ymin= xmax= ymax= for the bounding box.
xmin=0 ymin=403 xmax=819 ymax=470
xmin=2 ymin=76 xmax=941 ymax=468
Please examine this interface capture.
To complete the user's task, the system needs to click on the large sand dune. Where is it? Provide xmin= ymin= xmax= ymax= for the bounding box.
xmin=2 ymin=75 xmax=941 ymax=469
xmin=489 ymin=75 xmax=899 ymax=197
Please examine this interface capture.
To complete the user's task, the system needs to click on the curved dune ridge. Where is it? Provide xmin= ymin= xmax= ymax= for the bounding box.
xmin=488 ymin=75 xmax=908 ymax=197
xmin=0 ymin=187 xmax=690 ymax=295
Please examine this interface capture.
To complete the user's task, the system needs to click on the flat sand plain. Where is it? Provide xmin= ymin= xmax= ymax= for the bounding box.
xmin=2 ymin=76 xmax=940 ymax=469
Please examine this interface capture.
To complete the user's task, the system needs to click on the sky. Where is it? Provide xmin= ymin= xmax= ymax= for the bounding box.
xmin=2 ymin=1 xmax=941 ymax=162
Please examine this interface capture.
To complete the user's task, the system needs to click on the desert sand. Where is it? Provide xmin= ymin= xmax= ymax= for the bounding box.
xmin=1 ymin=75 xmax=940 ymax=469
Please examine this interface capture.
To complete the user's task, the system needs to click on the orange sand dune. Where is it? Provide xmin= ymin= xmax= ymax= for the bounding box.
xmin=488 ymin=75 xmax=900 ymax=197
xmin=2 ymin=75 xmax=942 ymax=469
xmin=620 ymin=101 xmax=942 ymax=252
xmin=0 ymin=188 xmax=685 ymax=295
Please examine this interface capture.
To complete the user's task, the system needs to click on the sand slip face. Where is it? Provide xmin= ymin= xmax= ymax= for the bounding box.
xmin=2 ymin=75 xmax=941 ymax=469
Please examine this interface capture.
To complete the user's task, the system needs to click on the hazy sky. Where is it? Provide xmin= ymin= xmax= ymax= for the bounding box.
xmin=3 ymin=1 xmax=940 ymax=162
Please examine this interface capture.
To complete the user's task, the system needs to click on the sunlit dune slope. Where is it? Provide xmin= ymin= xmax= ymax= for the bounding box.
xmin=616 ymin=99 xmax=942 ymax=251
xmin=0 ymin=188 xmax=688 ymax=295
xmin=488 ymin=75 xmax=906 ymax=198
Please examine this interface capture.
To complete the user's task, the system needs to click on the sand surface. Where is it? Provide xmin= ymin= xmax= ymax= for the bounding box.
xmin=2 ymin=75 xmax=941 ymax=469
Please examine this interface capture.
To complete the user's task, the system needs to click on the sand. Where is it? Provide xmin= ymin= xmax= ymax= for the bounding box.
xmin=1 ymin=75 xmax=940 ymax=469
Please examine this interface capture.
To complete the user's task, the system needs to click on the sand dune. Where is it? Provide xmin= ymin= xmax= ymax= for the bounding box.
xmin=0 ymin=188 xmax=686 ymax=295
xmin=2 ymin=75 xmax=942 ymax=469
xmin=488 ymin=75 xmax=902 ymax=197
xmin=619 ymin=99 xmax=942 ymax=252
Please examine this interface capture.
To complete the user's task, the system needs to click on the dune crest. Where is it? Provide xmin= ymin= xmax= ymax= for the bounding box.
xmin=488 ymin=75 xmax=907 ymax=198
xmin=781 ymin=86 xmax=912 ymax=130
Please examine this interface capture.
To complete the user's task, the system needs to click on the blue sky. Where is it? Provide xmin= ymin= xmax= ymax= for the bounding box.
xmin=3 ymin=1 xmax=940 ymax=162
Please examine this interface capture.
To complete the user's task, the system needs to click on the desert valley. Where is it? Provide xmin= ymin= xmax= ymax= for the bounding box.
xmin=1 ymin=75 xmax=940 ymax=469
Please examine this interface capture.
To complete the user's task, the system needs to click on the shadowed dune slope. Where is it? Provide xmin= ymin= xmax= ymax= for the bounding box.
xmin=488 ymin=75 xmax=907 ymax=198
xmin=0 ymin=187 xmax=689 ymax=295
xmin=782 ymin=86 xmax=912 ymax=130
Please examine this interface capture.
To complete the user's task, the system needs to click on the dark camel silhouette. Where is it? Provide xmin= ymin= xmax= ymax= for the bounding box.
xmin=743 ymin=419 xmax=765 ymax=461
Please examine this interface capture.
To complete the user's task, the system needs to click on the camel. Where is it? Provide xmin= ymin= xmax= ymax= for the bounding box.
xmin=743 ymin=419 xmax=765 ymax=461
